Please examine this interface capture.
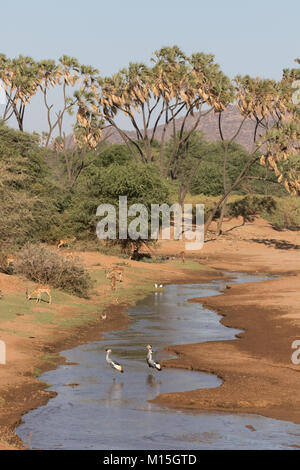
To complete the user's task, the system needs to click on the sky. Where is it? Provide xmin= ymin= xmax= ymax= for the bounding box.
xmin=0 ymin=0 xmax=299 ymax=133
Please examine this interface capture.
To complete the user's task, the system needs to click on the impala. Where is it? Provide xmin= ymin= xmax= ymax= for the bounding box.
xmin=26 ymin=285 xmax=52 ymax=304
xmin=110 ymin=275 xmax=117 ymax=291
xmin=57 ymin=237 xmax=76 ymax=249
xmin=106 ymin=267 xmax=124 ymax=283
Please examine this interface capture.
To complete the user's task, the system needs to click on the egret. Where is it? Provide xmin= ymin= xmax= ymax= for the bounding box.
xmin=146 ymin=345 xmax=162 ymax=371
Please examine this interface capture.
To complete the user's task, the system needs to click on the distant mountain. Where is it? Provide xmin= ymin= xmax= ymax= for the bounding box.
xmin=64 ymin=105 xmax=257 ymax=151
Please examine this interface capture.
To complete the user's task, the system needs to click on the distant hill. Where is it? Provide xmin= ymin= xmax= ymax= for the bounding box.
xmin=64 ymin=105 xmax=257 ymax=151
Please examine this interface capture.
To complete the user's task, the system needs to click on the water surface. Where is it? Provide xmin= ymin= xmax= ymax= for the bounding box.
xmin=17 ymin=273 xmax=300 ymax=449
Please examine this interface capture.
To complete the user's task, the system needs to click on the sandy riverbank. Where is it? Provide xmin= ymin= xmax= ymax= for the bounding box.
xmin=153 ymin=218 xmax=300 ymax=425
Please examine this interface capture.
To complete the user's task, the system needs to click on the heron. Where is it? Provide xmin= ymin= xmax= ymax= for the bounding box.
xmin=146 ymin=344 xmax=162 ymax=372
xmin=105 ymin=348 xmax=124 ymax=378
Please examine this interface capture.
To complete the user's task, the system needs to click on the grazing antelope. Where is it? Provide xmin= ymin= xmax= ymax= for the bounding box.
xmin=57 ymin=237 xmax=76 ymax=249
xmin=26 ymin=285 xmax=52 ymax=304
xmin=180 ymin=251 xmax=185 ymax=263
xmin=106 ymin=267 xmax=124 ymax=283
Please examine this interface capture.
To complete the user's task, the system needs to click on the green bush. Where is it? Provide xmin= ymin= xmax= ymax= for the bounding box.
xmin=227 ymin=195 xmax=277 ymax=224
xmin=96 ymin=144 xmax=133 ymax=167
xmin=262 ymin=196 xmax=300 ymax=230
xmin=69 ymin=162 xmax=170 ymax=253
xmin=0 ymin=123 xmax=63 ymax=247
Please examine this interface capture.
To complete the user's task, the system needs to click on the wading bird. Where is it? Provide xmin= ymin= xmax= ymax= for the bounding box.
xmin=106 ymin=348 xmax=124 ymax=378
xmin=146 ymin=344 xmax=162 ymax=372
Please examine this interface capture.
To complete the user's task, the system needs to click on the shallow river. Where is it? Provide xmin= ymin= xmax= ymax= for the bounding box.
xmin=17 ymin=273 xmax=300 ymax=449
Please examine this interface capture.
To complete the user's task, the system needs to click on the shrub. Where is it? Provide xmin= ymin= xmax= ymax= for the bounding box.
xmin=0 ymin=123 xmax=63 ymax=247
xmin=15 ymin=244 xmax=93 ymax=298
xmin=263 ymin=196 xmax=300 ymax=230
xmin=69 ymin=161 xmax=169 ymax=256
xmin=227 ymin=195 xmax=277 ymax=225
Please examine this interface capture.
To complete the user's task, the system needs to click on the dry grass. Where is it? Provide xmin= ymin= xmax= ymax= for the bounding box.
xmin=15 ymin=243 xmax=93 ymax=298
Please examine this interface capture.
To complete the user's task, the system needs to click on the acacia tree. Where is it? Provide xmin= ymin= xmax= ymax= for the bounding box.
xmin=205 ymin=70 xmax=300 ymax=237
xmin=77 ymin=46 xmax=233 ymax=199
xmin=0 ymin=54 xmax=41 ymax=130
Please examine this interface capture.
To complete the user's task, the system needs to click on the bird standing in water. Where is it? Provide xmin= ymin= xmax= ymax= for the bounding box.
xmin=146 ymin=344 xmax=162 ymax=371
xmin=106 ymin=348 xmax=124 ymax=379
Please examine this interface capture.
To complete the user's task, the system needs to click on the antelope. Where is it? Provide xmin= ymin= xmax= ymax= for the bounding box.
xmin=57 ymin=237 xmax=76 ymax=249
xmin=110 ymin=275 xmax=117 ymax=291
xmin=26 ymin=285 xmax=52 ymax=304
xmin=106 ymin=267 xmax=124 ymax=283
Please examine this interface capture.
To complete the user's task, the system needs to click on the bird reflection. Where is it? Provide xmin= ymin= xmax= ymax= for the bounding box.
xmin=146 ymin=374 xmax=156 ymax=386
xmin=105 ymin=381 xmax=124 ymax=407
xmin=146 ymin=374 xmax=162 ymax=404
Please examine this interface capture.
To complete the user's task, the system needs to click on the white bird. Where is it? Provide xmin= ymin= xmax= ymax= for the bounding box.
xmin=154 ymin=283 xmax=158 ymax=289
xmin=106 ymin=348 xmax=124 ymax=378
xmin=101 ymin=313 xmax=107 ymax=320
xmin=159 ymin=284 xmax=163 ymax=288
xmin=146 ymin=345 xmax=162 ymax=371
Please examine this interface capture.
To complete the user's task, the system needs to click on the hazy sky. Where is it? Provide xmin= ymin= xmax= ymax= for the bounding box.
xmin=0 ymin=0 xmax=299 ymax=133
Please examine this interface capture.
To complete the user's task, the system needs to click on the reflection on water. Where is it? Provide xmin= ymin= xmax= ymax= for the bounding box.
xmin=17 ymin=273 xmax=300 ymax=449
